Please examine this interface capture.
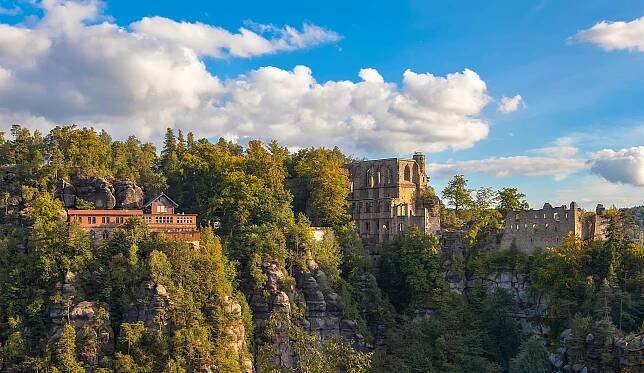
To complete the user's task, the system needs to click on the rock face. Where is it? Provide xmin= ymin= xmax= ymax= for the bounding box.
xmin=58 ymin=179 xmax=77 ymax=208
xmin=222 ymin=296 xmax=255 ymax=373
xmin=123 ymin=282 xmax=172 ymax=331
xmin=549 ymin=328 xmax=644 ymax=372
xmin=74 ymin=177 xmax=116 ymax=209
xmin=114 ymin=180 xmax=144 ymax=209
xmin=57 ymin=178 xmax=144 ymax=209
xmin=49 ymin=272 xmax=115 ymax=368
xmin=249 ymin=259 xmax=368 ymax=370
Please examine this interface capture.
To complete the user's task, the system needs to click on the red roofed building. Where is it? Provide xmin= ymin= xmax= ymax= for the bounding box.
xmin=67 ymin=192 xmax=200 ymax=245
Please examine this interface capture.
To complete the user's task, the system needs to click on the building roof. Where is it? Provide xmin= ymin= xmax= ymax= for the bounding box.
xmin=142 ymin=192 xmax=179 ymax=209
xmin=67 ymin=209 xmax=143 ymax=215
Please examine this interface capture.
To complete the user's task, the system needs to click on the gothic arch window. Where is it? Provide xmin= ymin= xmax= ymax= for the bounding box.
xmin=413 ymin=163 xmax=420 ymax=183
xmin=404 ymin=164 xmax=411 ymax=181
xmin=376 ymin=170 xmax=382 ymax=185
xmin=385 ymin=167 xmax=393 ymax=184
xmin=89 ymin=230 xmax=96 ymax=240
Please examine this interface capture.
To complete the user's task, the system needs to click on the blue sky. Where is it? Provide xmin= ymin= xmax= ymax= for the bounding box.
xmin=0 ymin=0 xmax=643 ymax=208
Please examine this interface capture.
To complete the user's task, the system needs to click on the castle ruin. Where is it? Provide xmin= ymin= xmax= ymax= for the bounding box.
xmin=500 ymin=202 xmax=609 ymax=253
xmin=346 ymin=152 xmax=441 ymax=258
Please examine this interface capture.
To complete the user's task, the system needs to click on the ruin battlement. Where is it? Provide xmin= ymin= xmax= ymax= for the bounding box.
xmin=500 ymin=202 xmax=607 ymax=253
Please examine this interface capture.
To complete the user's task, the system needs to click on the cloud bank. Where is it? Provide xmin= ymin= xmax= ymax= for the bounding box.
xmin=573 ymin=16 xmax=644 ymax=52
xmin=589 ymin=146 xmax=644 ymax=186
xmin=0 ymin=0 xmax=492 ymax=154
xmin=428 ymin=155 xmax=586 ymax=180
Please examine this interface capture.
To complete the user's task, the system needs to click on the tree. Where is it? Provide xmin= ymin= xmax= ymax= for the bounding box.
xmin=441 ymin=175 xmax=473 ymax=218
xmin=497 ymin=187 xmax=529 ymax=217
xmin=290 ymin=147 xmax=351 ymax=227
xmin=509 ymin=337 xmax=550 ymax=373
xmin=56 ymin=324 xmax=85 ymax=373
xmin=378 ymin=226 xmax=442 ymax=311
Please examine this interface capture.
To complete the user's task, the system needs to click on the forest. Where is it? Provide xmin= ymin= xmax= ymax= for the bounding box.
xmin=0 ymin=125 xmax=642 ymax=372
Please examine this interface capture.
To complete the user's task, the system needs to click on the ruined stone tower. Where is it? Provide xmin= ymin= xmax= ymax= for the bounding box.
xmin=345 ymin=152 xmax=441 ymax=260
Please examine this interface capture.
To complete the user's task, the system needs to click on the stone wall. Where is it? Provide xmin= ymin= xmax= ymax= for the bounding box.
xmin=346 ymin=152 xmax=440 ymax=259
xmin=500 ymin=202 xmax=582 ymax=253
xmin=500 ymin=202 xmax=610 ymax=253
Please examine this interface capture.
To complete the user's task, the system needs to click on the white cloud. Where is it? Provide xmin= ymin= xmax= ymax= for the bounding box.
xmin=497 ymin=94 xmax=525 ymax=113
xmin=428 ymin=155 xmax=586 ymax=180
xmin=130 ymin=17 xmax=341 ymax=58
xmin=589 ymin=146 xmax=644 ymax=186
xmin=0 ymin=1 xmax=493 ymax=154
xmin=531 ymin=136 xmax=579 ymax=158
xmin=573 ymin=16 xmax=644 ymax=52
xmin=553 ymin=175 xmax=644 ymax=209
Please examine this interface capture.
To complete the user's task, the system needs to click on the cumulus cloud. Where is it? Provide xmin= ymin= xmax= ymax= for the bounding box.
xmin=130 ymin=17 xmax=341 ymax=58
xmin=428 ymin=155 xmax=586 ymax=180
xmin=589 ymin=146 xmax=644 ymax=186
xmin=0 ymin=0 xmax=493 ymax=153
xmin=573 ymin=16 xmax=644 ymax=52
xmin=497 ymin=95 xmax=525 ymax=113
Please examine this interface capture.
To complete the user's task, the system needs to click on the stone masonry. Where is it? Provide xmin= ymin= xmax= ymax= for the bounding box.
xmin=500 ymin=202 xmax=608 ymax=253
xmin=346 ymin=152 xmax=440 ymax=258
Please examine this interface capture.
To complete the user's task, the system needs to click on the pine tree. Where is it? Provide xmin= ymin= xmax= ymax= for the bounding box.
xmin=56 ymin=324 xmax=84 ymax=373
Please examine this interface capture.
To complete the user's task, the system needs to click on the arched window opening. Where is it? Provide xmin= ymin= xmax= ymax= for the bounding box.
xmin=413 ymin=163 xmax=420 ymax=183
xmin=404 ymin=165 xmax=411 ymax=181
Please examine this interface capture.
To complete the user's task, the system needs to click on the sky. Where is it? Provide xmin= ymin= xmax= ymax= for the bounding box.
xmin=0 ymin=0 xmax=643 ymax=209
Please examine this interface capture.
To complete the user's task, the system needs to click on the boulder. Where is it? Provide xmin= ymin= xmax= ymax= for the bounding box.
xmin=58 ymin=179 xmax=76 ymax=208
xmin=114 ymin=180 xmax=144 ymax=209
xmin=75 ymin=177 xmax=116 ymax=209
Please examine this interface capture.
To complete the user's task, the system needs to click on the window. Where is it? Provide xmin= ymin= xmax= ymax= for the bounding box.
xmin=102 ymin=231 xmax=110 ymax=240
xmin=365 ymin=222 xmax=370 ymax=233
xmin=553 ymin=212 xmax=560 ymax=221
xmin=157 ymin=205 xmax=168 ymax=213
xmin=545 ymin=223 xmax=549 ymax=229
xmin=102 ymin=216 xmax=110 ymax=224
xmin=88 ymin=216 xmax=96 ymax=224
xmin=89 ymin=230 xmax=96 ymax=239
xmin=116 ymin=216 xmax=124 ymax=224
xmin=155 ymin=216 xmax=174 ymax=224
xmin=144 ymin=216 xmax=152 ymax=223
xmin=404 ymin=165 xmax=411 ymax=181
xmin=398 ymin=223 xmax=404 ymax=232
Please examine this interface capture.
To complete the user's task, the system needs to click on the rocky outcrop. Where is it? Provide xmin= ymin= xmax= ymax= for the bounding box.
xmin=73 ymin=177 xmax=116 ymax=209
xmin=295 ymin=260 xmax=366 ymax=347
xmin=114 ymin=180 xmax=144 ymax=209
xmin=57 ymin=178 xmax=144 ymax=210
xmin=123 ymin=282 xmax=172 ymax=331
xmin=249 ymin=258 xmax=368 ymax=369
xmin=222 ymin=296 xmax=255 ymax=373
xmin=549 ymin=328 xmax=644 ymax=372
xmin=49 ymin=272 xmax=115 ymax=368
xmin=443 ymin=264 xmax=549 ymax=336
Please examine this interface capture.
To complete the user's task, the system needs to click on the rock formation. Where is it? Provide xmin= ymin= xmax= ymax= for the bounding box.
xmin=549 ymin=328 xmax=643 ymax=372
xmin=49 ymin=272 xmax=115 ymax=369
xmin=114 ymin=180 xmax=144 ymax=209
xmin=249 ymin=258 xmax=368 ymax=370
xmin=123 ymin=281 xmax=172 ymax=331
xmin=57 ymin=178 xmax=144 ymax=210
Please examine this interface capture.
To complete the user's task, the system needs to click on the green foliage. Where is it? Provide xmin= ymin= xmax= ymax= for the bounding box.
xmin=55 ymin=324 xmax=85 ymax=373
xmin=509 ymin=337 xmax=550 ymax=373
xmin=74 ymin=197 xmax=94 ymax=210
xmin=378 ymin=227 xmax=442 ymax=312
xmin=497 ymin=187 xmax=529 ymax=217
xmin=441 ymin=174 xmax=473 ymax=218
xmin=289 ymin=147 xmax=351 ymax=227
